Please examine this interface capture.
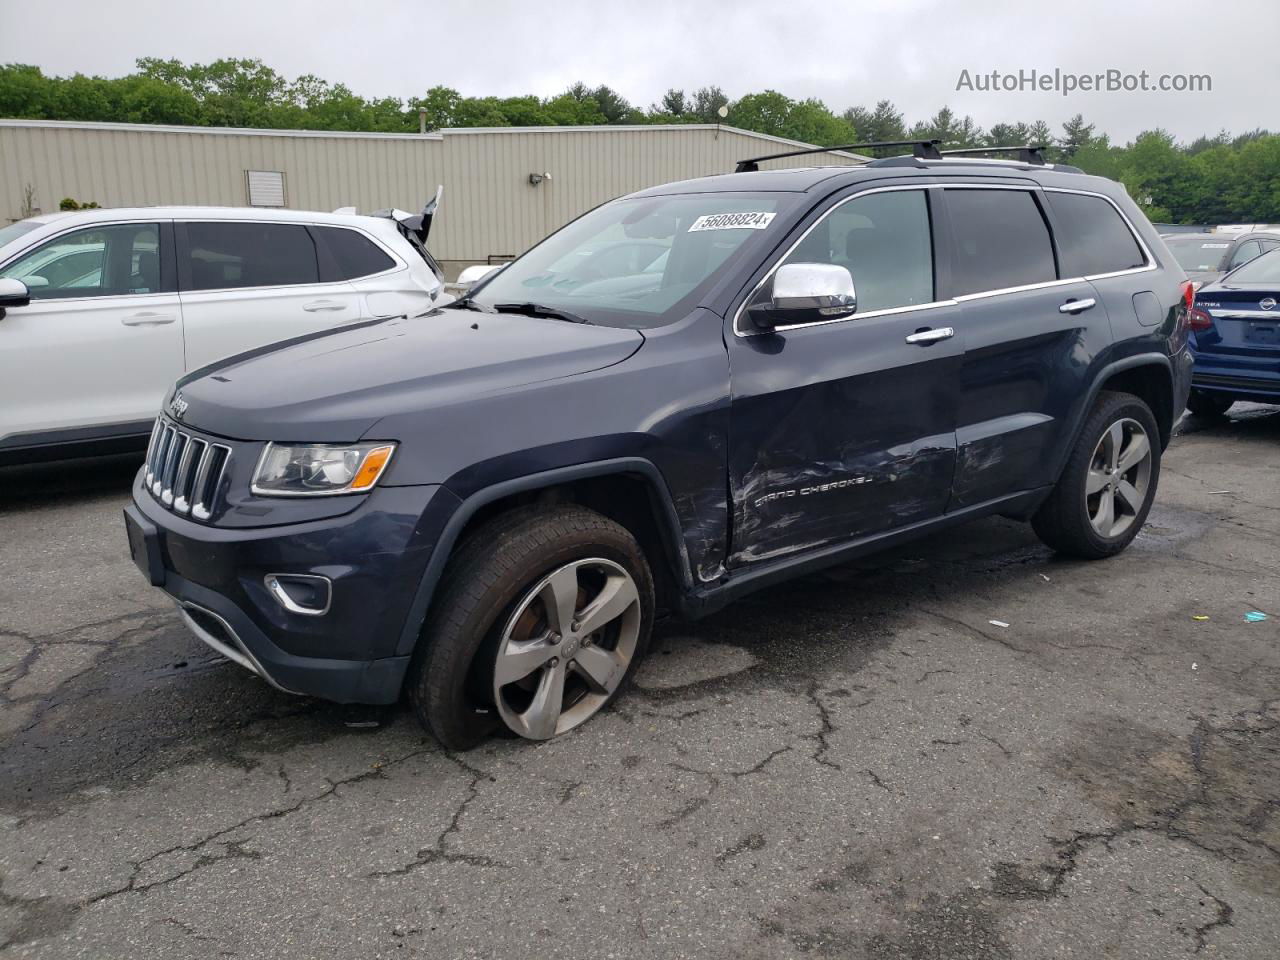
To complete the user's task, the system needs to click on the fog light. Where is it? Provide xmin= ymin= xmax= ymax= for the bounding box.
xmin=264 ymin=574 xmax=332 ymax=616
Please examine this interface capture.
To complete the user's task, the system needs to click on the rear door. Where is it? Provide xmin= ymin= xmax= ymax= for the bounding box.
xmin=942 ymin=185 xmax=1111 ymax=509
xmin=0 ymin=220 xmax=182 ymax=444
xmin=176 ymin=221 xmax=363 ymax=371
xmin=726 ymin=185 xmax=965 ymax=566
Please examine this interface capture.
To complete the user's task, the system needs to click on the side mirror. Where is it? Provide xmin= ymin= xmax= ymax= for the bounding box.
xmin=0 ymin=277 xmax=31 ymax=320
xmin=447 ymin=263 xmax=505 ymax=297
xmin=746 ymin=262 xmax=857 ymax=332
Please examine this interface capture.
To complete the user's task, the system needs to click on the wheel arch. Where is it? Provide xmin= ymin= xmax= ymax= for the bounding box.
xmin=394 ymin=458 xmax=694 ymax=658
xmin=1053 ymin=354 xmax=1174 ymax=486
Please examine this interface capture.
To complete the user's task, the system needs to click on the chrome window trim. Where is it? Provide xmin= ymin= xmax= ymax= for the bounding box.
xmin=731 ymin=182 xmax=1158 ymax=338
xmin=732 ymin=184 xmax=946 ymax=337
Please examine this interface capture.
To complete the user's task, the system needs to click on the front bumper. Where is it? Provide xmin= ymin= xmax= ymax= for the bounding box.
xmin=126 ymin=472 xmax=458 ymax=703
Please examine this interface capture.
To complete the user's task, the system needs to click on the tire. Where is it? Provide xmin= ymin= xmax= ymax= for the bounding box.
xmin=1032 ymin=391 xmax=1161 ymax=560
xmin=407 ymin=505 xmax=654 ymax=751
xmin=1186 ymin=389 xmax=1234 ymax=419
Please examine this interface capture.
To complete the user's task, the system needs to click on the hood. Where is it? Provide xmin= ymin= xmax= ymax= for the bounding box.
xmin=172 ymin=310 xmax=644 ymax=441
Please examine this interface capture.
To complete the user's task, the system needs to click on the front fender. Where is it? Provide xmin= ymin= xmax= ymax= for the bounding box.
xmin=393 ymin=458 xmax=695 ymax=657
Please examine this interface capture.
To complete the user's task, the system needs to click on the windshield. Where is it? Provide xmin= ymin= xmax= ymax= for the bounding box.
xmin=1224 ymin=248 xmax=1280 ymax=284
xmin=1165 ymin=237 xmax=1230 ymax=272
xmin=466 ymin=192 xmax=797 ymax=327
xmin=0 ymin=220 xmax=40 ymax=253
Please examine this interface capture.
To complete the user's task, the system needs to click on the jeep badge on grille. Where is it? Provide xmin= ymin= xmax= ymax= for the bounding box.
xmin=169 ymin=393 xmax=189 ymax=419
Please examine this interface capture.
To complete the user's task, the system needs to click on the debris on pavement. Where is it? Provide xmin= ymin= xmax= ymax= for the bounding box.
xmin=989 ymin=619 xmax=1010 ymax=628
xmin=1192 ymin=615 xmax=1210 ymax=621
xmin=1244 ymin=611 xmax=1268 ymax=622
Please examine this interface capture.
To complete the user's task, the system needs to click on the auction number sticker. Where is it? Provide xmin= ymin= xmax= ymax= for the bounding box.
xmin=688 ymin=211 xmax=776 ymax=232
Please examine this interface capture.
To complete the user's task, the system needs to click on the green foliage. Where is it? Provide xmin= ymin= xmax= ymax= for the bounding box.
xmin=726 ymin=90 xmax=855 ymax=145
xmin=59 ymin=197 xmax=100 ymax=210
xmin=2 ymin=59 xmax=1275 ymax=222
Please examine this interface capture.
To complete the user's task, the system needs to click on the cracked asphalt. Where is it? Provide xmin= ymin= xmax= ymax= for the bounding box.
xmin=2 ymin=406 xmax=1278 ymax=959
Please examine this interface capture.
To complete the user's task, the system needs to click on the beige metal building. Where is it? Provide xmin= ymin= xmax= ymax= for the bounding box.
xmin=0 ymin=119 xmax=863 ymax=272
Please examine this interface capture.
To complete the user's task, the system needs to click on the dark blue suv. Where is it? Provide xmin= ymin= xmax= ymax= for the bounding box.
xmin=124 ymin=145 xmax=1194 ymax=749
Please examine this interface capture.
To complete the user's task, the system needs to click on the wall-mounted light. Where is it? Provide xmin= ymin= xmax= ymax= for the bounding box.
xmin=528 ymin=172 xmax=552 ymax=186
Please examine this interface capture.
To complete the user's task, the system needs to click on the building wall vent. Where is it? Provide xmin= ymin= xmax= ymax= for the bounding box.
xmin=246 ymin=170 xmax=286 ymax=207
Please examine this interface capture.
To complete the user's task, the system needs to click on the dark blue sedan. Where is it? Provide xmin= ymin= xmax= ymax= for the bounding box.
xmin=1188 ymin=248 xmax=1280 ymax=416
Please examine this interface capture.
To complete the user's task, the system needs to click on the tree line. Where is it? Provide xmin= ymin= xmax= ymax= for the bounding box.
xmin=1 ymin=59 xmax=1276 ymax=224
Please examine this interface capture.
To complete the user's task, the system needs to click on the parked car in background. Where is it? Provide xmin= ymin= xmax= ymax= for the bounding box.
xmin=124 ymin=145 xmax=1192 ymax=750
xmin=1163 ymin=231 xmax=1280 ymax=288
xmin=1186 ymin=247 xmax=1280 ymax=416
xmin=0 ymin=205 xmax=445 ymax=464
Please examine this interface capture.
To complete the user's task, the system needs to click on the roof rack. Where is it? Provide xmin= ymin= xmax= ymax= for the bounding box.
xmin=938 ymin=145 xmax=1048 ymax=166
xmin=734 ymin=139 xmax=943 ymax=173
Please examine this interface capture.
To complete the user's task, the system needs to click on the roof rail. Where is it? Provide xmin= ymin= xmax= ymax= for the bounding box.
xmin=734 ymin=139 xmax=943 ymax=173
xmin=938 ymin=145 xmax=1048 ymax=166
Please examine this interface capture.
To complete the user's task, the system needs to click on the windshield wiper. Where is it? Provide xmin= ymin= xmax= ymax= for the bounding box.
xmin=492 ymin=302 xmax=590 ymax=324
xmin=443 ymin=296 xmax=494 ymax=313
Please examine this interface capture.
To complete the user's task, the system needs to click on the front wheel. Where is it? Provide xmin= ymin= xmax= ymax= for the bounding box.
xmin=1032 ymin=391 xmax=1161 ymax=559
xmin=407 ymin=505 xmax=654 ymax=750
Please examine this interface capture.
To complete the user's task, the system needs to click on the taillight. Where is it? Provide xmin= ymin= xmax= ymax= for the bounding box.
xmin=1181 ymin=280 xmax=1195 ymax=311
xmin=1189 ymin=307 xmax=1214 ymax=332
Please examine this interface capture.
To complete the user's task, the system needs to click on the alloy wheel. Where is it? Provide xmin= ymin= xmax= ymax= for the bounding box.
xmin=1086 ymin=417 xmax=1152 ymax=539
xmin=491 ymin=557 xmax=641 ymax=740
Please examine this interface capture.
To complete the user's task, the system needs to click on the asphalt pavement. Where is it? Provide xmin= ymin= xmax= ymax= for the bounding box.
xmin=1 ymin=407 xmax=1277 ymax=959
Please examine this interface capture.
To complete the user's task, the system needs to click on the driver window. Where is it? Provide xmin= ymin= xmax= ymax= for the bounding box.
xmin=780 ymin=190 xmax=934 ymax=313
xmin=0 ymin=223 xmax=162 ymax=299
xmin=1229 ymin=240 xmax=1262 ymax=270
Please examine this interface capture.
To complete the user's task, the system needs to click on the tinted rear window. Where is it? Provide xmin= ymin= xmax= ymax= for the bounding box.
xmin=1047 ymin=192 xmax=1146 ymax=277
xmin=946 ymin=190 xmax=1056 ymax=296
xmin=315 ymin=226 xmax=395 ymax=280
xmin=183 ymin=222 xmax=318 ymax=291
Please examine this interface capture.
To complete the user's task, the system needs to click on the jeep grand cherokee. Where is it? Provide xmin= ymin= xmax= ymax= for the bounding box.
xmin=124 ymin=142 xmax=1194 ymax=749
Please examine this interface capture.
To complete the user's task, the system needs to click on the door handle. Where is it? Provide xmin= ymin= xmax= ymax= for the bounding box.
xmin=121 ymin=312 xmax=177 ymax=326
xmin=1059 ymin=298 xmax=1096 ymax=314
xmin=302 ymin=300 xmax=348 ymax=313
xmin=904 ymin=326 xmax=955 ymax=345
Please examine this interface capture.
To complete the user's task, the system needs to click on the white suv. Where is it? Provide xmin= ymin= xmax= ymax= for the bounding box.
xmin=0 ymin=206 xmax=445 ymax=464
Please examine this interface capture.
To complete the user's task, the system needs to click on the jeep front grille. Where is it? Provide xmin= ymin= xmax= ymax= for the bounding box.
xmin=143 ymin=418 xmax=231 ymax=521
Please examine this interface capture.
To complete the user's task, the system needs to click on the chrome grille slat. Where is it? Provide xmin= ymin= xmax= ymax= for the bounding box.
xmin=143 ymin=419 xmax=163 ymax=486
xmin=172 ymin=438 xmax=203 ymax=514
xmin=151 ymin=426 xmax=175 ymax=496
xmin=191 ymin=445 xmax=231 ymax=522
xmin=144 ymin=417 xmax=232 ymax=523
xmin=160 ymin=433 xmax=187 ymax=505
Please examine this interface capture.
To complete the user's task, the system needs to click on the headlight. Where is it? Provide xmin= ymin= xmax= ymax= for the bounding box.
xmin=251 ymin=442 xmax=396 ymax=497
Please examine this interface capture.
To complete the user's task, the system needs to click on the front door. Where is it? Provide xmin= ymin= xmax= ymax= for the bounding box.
xmin=0 ymin=221 xmax=183 ymax=445
xmin=726 ymin=187 xmax=964 ymax=566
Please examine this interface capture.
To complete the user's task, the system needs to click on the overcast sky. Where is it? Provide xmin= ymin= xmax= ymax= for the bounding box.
xmin=1 ymin=0 xmax=1275 ymax=142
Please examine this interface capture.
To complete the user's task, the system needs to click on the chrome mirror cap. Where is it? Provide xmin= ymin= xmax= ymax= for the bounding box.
xmin=748 ymin=262 xmax=857 ymax=331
